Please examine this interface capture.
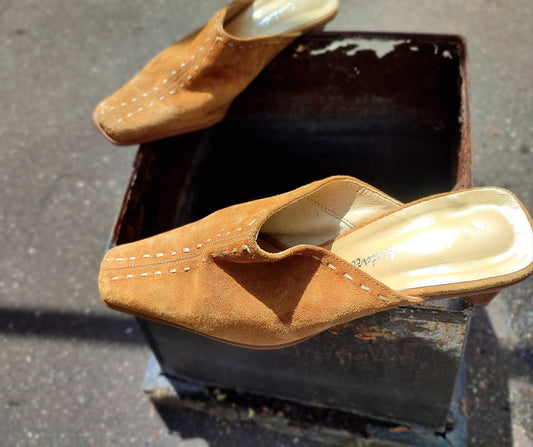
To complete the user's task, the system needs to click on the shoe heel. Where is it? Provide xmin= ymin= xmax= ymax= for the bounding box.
xmin=461 ymin=290 xmax=500 ymax=306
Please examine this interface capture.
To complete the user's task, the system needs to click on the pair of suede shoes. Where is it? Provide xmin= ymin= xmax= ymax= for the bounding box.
xmin=95 ymin=1 xmax=533 ymax=349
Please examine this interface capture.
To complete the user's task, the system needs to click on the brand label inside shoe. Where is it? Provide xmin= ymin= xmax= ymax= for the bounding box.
xmin=352 ymin=248 xmax=396 ymax=268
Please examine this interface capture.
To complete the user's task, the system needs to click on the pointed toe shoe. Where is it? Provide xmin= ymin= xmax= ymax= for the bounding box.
xmin=98 ymin=176 xmax=533 ymax=348
xmin=93 ymin=0 xmax=339 ymax=145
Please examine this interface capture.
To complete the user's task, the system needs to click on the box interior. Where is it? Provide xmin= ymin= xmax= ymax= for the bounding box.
xmin=114 ymin=31 xmax=469 ymax=244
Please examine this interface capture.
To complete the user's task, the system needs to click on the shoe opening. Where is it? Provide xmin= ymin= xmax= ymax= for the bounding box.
xmin=256 ymin=177 xmax=401 ymax=253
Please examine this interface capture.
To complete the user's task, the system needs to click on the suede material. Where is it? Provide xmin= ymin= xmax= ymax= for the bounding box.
xmin=99 ymin=175 xmax=533 ymax=348
xmin=93 ymin=0 xmax=335 ymax=145
xmin=99 ymin=176 xmax=410 ymax=348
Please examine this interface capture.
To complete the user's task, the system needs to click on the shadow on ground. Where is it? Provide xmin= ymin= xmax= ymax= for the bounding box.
xmin=0 ymin=307 xmax=146 ymax=345
xmin=1 ymin=304 xmax=530 ymax=446
xmin=465 ymin=306 xmax=532 ymax=446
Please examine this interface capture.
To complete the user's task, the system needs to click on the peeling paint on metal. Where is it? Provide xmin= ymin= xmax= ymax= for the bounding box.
xmin=407 ymin=319 xmax=465 ymax=354
xmin=310 ymin=37 xmax=409 ymax=58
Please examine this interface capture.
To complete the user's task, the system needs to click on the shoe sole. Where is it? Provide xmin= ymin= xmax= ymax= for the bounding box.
xmin=104 ymin=301 xmax=313 ymax=350
xmin=92 ymin=107 xmax=229 ymax=146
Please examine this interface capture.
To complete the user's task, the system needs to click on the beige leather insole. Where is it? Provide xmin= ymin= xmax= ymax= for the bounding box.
xmin=225 ymin=0 xmax=338 ymax=38
xmin=328 ymin=188 xmax=533 ymax=292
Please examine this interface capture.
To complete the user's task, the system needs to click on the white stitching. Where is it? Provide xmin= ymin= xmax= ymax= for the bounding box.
xmin=313 ymin=256 xmax=395 ymax=303
xmin=102 ymin=224 xmax=254 ymax=274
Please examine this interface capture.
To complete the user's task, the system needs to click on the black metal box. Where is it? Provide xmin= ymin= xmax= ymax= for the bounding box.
xmin=111 ymin=31 xmax=473 ymax=433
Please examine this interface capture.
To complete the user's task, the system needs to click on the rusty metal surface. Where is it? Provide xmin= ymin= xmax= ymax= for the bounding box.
xmin=137 ymin=305 xmax=471 ymax=432
xmin=143 ymin=354 xmax=467 ymax=446
xmin=113 ymin=31 xmax=473 ymax=431
xmin=140 ymin=304 xmax=470 ymax=434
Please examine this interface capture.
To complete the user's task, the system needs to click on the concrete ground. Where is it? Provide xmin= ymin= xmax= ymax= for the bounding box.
xmin=1 ymin=0 xmax=532 ymax=446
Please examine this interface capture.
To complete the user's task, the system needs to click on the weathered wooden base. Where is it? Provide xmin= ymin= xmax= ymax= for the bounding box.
xmin=143 ymin=354 xmax=467 ymax=447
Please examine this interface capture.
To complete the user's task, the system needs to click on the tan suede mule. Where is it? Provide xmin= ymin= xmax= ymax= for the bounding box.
xmin=98 ymin=176 xmax=533 ymax=349
xmin=93 ymin=0 xmax=339 ymax=145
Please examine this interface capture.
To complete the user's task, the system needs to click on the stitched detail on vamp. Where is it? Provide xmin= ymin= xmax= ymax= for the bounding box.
xmin=309 ymin=254 xmax=397 ymax=303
